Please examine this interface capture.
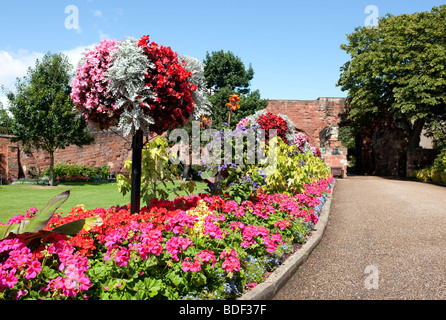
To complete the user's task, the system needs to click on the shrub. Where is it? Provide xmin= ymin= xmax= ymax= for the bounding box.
xmin=42 ymin=163 xmax=110 ymax=182
xmin=413 ymin=148 xmax=446 ymax=184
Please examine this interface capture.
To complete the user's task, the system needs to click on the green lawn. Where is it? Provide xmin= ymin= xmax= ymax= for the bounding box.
xmin=0 ymin=181 xmax=208 ymax=224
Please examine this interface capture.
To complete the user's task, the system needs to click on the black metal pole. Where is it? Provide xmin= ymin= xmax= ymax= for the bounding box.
xmin=130 ymin=129 xmax=143 ymax=214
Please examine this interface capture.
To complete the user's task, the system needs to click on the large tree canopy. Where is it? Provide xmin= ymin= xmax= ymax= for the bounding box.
xmin=203 ymin=50 xmax=267 ymax=128
xmin=337 ymin=5 xmax=446 ymax=149
xmin=3 ymin=52 xmax=94 ymax=185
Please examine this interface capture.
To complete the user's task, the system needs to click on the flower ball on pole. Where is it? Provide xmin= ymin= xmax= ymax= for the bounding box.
xmin=71 ymin=35 xmax=210 ymax=214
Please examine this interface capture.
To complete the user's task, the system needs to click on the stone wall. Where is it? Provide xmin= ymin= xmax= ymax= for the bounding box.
xmin=0 ymin=135 xmax=22 ymax=184
xmin=265 ymin=97 xmax=347 ymax=147
xmin=360 ymin=127 xmax=438 ymax=177
xmin=19 ymin=130 xmax=132 ymax=179
xmin=266 ymin=98 xmax=349 ymax=177
xmin=0 ymin=97 xmax=349 ymax=183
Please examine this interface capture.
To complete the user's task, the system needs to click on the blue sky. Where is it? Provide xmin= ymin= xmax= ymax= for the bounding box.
xmin=0 ymin=0 xmax=445 ymax=105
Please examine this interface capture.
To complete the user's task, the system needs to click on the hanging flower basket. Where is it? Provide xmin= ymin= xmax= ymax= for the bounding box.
xmin=71 ymin=35 xmax=209 ymax=136
xmin=71 ymin=35 xmax=210 ymax=214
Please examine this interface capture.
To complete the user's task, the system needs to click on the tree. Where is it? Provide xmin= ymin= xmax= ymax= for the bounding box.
xmin=3 ymin=52 xmax=94 ymax=185
xmin=203 ymin=50 xmax=267 ymax=128
xmin=0 ymin=101 xmax=13 ymax=134
xmin=204 ymin=50 xmax=254 ymax=94
xmin=337 ymin=5 xmax=446 ymax=152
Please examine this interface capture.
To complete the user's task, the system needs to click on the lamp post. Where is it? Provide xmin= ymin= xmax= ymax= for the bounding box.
xmin=130 ymin=129 xmax=143 ymax=215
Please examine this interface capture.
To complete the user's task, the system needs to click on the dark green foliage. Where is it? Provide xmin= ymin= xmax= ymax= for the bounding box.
xmin=0 ymin=102 xmax=13 ymax=134
xmin=2 ymin=52 xmax=94 ymax=185
xmin=203 ymin=50 xmax=267 ymax=128
xmin=203 ymin=50 xmax=254 ymax=94
xmin=42 ymin=163 xmax=111 ymax=180
xmin=337 ymin=5 xmax=446 ymax=149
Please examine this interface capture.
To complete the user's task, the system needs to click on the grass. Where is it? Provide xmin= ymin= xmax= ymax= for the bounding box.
xmin=0 ymin=181 xmax=208 ymax=224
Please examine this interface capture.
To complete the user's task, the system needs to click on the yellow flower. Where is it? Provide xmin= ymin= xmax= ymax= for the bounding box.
xmin=185 ymin=200 xmax=213 ymax=238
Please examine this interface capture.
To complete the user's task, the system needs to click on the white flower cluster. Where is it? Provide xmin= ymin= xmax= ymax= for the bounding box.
xmin=179 ymin=55 xmax=211 ymax=120
xmin=106 ymin=38 xmax=156 ymax=136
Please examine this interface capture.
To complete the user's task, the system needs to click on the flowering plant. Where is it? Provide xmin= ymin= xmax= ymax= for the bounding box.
xmin=116 ymin=136 xmax=196 ymax=206
xmin=1 ymin=174 xmax=333 ymax=300
xmin=236 ymin=110 xmax=296 ymax=145
xmin=70 ymin=39 xmax=120 ymax=130
xmin=226 ymin=95 xmax=240 ymax=112
xmin=71 ymin=35 xmax=210 ymax=136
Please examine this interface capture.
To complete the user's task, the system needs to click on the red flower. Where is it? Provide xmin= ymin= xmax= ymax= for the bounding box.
xmin=256 ymin=112 xmax=290 ymax=144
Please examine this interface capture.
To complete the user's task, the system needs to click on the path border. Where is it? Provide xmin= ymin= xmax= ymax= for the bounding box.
xmin=238 ymin=180 xmax=335 ymax=300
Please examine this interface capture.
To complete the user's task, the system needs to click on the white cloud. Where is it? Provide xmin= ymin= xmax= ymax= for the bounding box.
xmin=0 ymin=44 xmax=97 ymax=104
xmin=91 ymin=10 xmax=103 ymax=18
xmin=61 ymin=43 xmax=97 ymax=69
xmin=0 ymin=50 xmax=44 ymax=91
xmin=0 ymin=96 xmax=9 ymax=109
xmin=98 ymin=30 xmax=110 ymax=40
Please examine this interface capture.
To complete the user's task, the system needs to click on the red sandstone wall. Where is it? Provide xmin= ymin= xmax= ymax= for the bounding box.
xmin=266 ymin=98 xmax=348 ymax=176
xmin=265 ymin=98 xmax=347 ymax=147
xmin=1 ymin=98 xmax=349 ymax=183
xmin=0 ymin=135 xmax=21 ymax=184
xmin=20 ymin=130 xmax=132 ymax=178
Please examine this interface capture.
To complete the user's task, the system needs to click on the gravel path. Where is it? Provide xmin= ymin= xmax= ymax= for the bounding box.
xmin=273 ymin=176 xmax=446 ymax=300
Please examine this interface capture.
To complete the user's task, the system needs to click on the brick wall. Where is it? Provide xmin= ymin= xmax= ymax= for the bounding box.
xmin=19 ymin=130 xmax=132 ymax=178
xmin=0 ymin=135 xmax=21 ymax=184
xmin=1 ymin=97 xmax=349 ymax=183
xmin=266 ymin=98 xmax=348 ymax=177
xmin=266 ymin=97 xmax=347 ymax=147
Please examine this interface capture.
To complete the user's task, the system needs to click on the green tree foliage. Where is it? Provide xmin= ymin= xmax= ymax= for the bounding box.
xmin=2 ymin=53 xmax=94 ymax=185
xmin=0 ymin=101 xmax=13 ymax=134
xmin=203 ymin=50 xmax=267 ymax=128
xmin=204 ymin=50 xmax=254 ymax=94
xmin=337 ymin=5 xmax=446 ymax=150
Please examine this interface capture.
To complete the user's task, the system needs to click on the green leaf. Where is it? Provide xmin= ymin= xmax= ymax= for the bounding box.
xmin=18 ymin=190 xmax=70 ymax=234
xmin=0 ymin=223 xmax=20 ymax=240
xmin=51 ymin=216 xmax=103 ymax=235
xmin=144 ymin=277 xmax=162 ymax=298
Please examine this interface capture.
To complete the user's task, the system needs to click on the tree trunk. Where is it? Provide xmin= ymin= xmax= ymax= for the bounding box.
xmin=399 ymin=118 xmax=425 ymax=177
xmin=49 ymin=151 xmax=54 ymax=186
xmin=407 ymin=118 xmax=425 ymax=151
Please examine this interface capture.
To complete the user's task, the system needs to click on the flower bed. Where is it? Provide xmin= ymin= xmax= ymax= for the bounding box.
xmin=0 ymin=176 xmax=333 ymax=300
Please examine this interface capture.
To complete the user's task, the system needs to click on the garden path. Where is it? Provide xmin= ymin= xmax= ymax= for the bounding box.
xmin=273 ymin=176 xmax=446 ymax=299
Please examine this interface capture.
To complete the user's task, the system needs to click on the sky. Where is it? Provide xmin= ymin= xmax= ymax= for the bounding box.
xmin=0 ymin=0 xmax=445 ymax=107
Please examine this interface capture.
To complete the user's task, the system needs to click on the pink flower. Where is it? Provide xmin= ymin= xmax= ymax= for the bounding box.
xmin=166 ymin=236 xmax=193 ymax=261
xmin=274 ymin=219 xmax=292 ymax=230
xmin=25 ymin=260 xmax=41 ymax=279
xmin=181 ymin=258 xmax=201 ymax=272
xmin=6 ymin=215 xmax=25 ymax=225
xmin=16 ymin=289 xmax=27 ymax=300
xmin=247 ymin=282 xmax=257 ymax=289
xmin=165 ymin=211 xmax=196 ymax=234
xmin=219 ymin=249 xmax=240 ymax=274
xmin=202 ymin=215 xmax=223 ymax=239
xmin=263 ymin=233 xmax=284 ymax=253
xmin=114 ymin=247 xmax=130 ymax=267
xmin=196 ymin=250 xmax=216 ymax=267
xmin=223 ymin=200 xmax=238 ymax=213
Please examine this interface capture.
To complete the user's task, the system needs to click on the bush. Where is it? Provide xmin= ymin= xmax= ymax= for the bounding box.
xmin=413 ymin=148 xmax=446 ymax=184
xmin=42 ymin=163 xmax=111 ymax=183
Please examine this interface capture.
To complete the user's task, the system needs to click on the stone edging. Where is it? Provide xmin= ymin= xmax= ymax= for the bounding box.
xmin=238 ymin=180 xmax=335 ymax=300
